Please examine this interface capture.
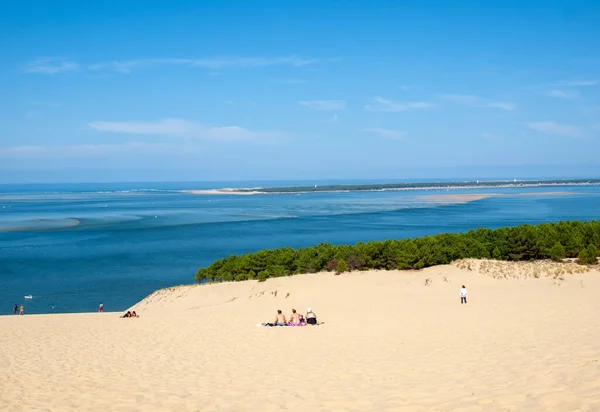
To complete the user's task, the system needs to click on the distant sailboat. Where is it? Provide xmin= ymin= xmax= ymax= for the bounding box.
xmin=24 ymin=295 xmax=33 ymax=299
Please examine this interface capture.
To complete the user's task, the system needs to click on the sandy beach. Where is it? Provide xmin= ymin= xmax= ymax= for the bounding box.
xmin=2 ymin=259 xmax=600 ymax=411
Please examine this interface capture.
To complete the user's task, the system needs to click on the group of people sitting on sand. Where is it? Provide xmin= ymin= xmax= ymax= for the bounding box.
xmin=264 ymin=308 xmax=318 ymax=326
xmin=121 ymin=310 xmax=139 ymax=318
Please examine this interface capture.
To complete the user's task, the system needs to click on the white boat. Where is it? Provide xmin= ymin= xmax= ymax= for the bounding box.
xmin=24 ymin=295 xmax=33 ymax=299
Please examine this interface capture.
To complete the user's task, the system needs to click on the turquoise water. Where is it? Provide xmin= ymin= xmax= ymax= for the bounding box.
xmin=1 ymin=182 xmax=599 ymax=314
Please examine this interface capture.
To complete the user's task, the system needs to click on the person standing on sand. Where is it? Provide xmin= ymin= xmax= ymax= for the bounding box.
xmin=460 ymin=285 xmax=468 ymax=304
xmin=98 ymin=302 xmax=104 ymax=313
xmin=13 ymin=304 xmax=18 ymax=314
xmin=19 ymin=305 xmax=24 ymax=315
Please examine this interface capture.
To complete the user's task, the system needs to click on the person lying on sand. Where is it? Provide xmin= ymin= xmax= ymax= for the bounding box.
xmin=289 ymin=309 xmax=301 ymax=325
xmin=305 ymin=308 xmax=317 ymax=325
xmin=121 ymin=311 xmax=139 ymax=318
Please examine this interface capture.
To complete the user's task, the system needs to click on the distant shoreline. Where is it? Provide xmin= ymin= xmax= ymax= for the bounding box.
xmin=183 ymin=179 xmax=600 ymax=195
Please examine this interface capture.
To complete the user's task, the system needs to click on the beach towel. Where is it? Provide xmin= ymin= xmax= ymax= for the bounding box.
xmin=257 ymin=322 xmax=324 ymax=327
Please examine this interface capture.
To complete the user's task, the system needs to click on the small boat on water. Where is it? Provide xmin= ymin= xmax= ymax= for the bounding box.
xmin=24 ymin=295 xmax=33 ymax=299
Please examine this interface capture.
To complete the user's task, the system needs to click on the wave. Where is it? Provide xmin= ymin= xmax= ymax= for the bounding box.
xmin=229 ymin=213 xmax=299 ymax=219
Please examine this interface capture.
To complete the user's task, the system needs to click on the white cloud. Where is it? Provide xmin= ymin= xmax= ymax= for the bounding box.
xmin=88 ymin=118 xmax=282 ymax=142
xmin=545 ymin=89 xmax=578 ymax=99
xmin=298 ymin=100 xmax=346 ymax=111
xmin=29 ymin=101 xmax=63 ymax=107
xmin=23 ymin=58 xmax=79 ymax=74
xmin=552 ymin=80 xmax=598 ymax=87
xmin=87 ymin=56 xmax=315 ymax=73
xmin=25 ymin=55 xmax=320 ymax=74
xmin=272 ymin=78 xmax=307 ymax=84
xmin=480 ymin=102 xmax=516 ymax=111
xmin=0 ymin=142 xmax=172 ymax=158
xmin=438 ymin=94 xmax=480 ymax=105
xmin=89 ymin=119 xmax=194 ymax=135
xmin=364 ymin=97 xmax=432 ymax=112
xmin=364 ymin=128 xmax=406 ymax=140
xmin=439 ymin=94 xmax=515 ymax=111
xmin=582 ymin=105 xmax=600 ymax=116
xmin=526 ymin=121 xmax=584 ymax=137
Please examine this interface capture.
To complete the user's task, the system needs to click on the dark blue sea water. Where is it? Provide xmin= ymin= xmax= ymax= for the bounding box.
xmin=1 ymin=182 xmax=599 ymax=315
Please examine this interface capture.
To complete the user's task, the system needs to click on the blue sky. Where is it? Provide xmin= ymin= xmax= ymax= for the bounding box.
xmin=1 ymin=0 xmax=599 ymax=183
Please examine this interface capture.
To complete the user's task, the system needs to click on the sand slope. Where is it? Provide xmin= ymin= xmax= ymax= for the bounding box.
xmin=2 ymin=260 xmax=600 ymax=411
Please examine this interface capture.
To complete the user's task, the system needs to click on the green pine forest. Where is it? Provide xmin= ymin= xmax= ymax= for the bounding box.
xmin=195 ymin=220 xmax=600 ymax=283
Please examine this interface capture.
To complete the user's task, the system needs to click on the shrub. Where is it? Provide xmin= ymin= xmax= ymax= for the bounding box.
xmin=326 ymin=259 xmax=339 ymax=272
xmin=492 ymin=247 xmax=503 ymax=260
xmin=335 ymin=259 xmax=349 ymax=274
xmin=549 ymin=242 xmax=566 ymax=262
xmin=346 ymin=254 xmax=363 ymax=271
xmin=578 ymin=244 xmax=598 ymax=265
xmin=235 ymin=273 xmax=249 ymax=282
xmin=257 ymin=270 xmax=269 ymax=282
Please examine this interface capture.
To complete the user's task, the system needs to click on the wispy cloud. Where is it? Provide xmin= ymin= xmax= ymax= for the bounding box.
xmin=88 ymin=118 xmax=283 ymax=141
xmin=88 ymin=56 xmax=315 ymax=73
xmin=438 ymin=94 xmax=516 ymax=111
xmin=23 ymin=58 xmax=79 ymax=74
xmin=298 ymin=100 xmax=346 ymax=111
xmin=551 ymin=80 xmax=598 ymax=87
xmin=545 ymin=89 xmax=578 ymax=99
xmin=24 ymin=55 xmax=320 ymax=74
xmin=29 ymin=101 xmax=63 ymax=107
xmin=364 ymin=128 xmax=406 ymax=140
xmin=526 ymin=121 xmax=584 ymax=137
xmin=438 ymin=94 xmax=480 ymax=105
xmin=364 ymin=97 xmax=432 ymax=112
xmin=481 ymin=102 xmax=516 ymax=111
xmin=582 ymin=105 xmax=600 ymax=116
xmin=0 ymin=142 xmax=172 ymax=158
xmin=272 ymin=78 xmax=307 ymax=84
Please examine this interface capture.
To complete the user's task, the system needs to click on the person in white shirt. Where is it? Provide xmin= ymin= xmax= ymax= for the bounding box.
xmin=460 ymin=285 xmax=467 ymax=304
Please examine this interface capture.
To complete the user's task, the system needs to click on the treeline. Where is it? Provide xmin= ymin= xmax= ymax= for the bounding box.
xmin=234 ymin=179 xmax=600 ymax=193
xmin=195 ymin=220 xmax=600 ymax=283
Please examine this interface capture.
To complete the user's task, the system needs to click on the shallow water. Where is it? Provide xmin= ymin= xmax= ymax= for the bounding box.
xmin=1 ymin=182 xmax=599 ymax=314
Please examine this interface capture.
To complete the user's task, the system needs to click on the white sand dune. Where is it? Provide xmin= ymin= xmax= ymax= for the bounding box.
xmin=2 ymin=260 xmax=600 ymax=411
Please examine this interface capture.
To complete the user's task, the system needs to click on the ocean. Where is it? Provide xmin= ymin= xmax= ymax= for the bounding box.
xmin=1 ymin=181 xmax=599 ymax=314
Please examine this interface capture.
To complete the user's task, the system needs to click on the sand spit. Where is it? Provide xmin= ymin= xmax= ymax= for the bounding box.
xmin=183 ymin=188 xmax=263 ymax=195
xmin=2 ymin=260 xmax=600 ymax=411
xmin=183 ymin=183 xmax=595 ymax=196
xmin=0 ymin=218 xmax=81 ymax=233
xmin=422 ymin=191 xmax=576 ymax=204
xmin=422 ymin=193 xmax=501 ymax=203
